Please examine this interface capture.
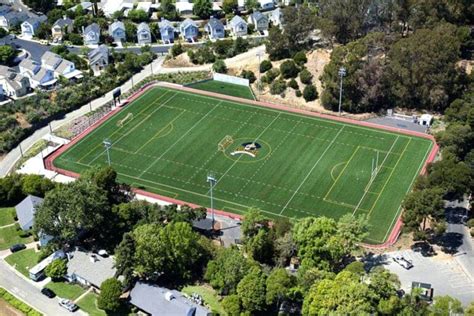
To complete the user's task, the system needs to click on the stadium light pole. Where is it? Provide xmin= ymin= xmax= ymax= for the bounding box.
xmin=103 ymin=139 xmax=112 ymax=166
xmin=256 ymin=51 xmax=264 ymax=93
xmin=338 ymin=67 xmax=346 ymax=116
xmin=207 ymin=173 xmax=217 ymax=230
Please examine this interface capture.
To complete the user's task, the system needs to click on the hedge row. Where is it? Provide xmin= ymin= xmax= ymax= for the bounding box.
xmin=0 ymin=287 xmax=42 ymax=316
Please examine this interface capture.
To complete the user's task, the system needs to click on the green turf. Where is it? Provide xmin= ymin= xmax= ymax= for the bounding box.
xmin=5 ymin=249 xmax=40 ymax=277
xmin=0 ymin=208 xmax=16 ymax=227
xmin=45 ymin=281 xmax=85 ymax=301
xmin=0 ymin=225 xmax=34 ymax=250
xmin=76 ymin=293 xmax=106 ymax=316
xmin=54 ymin=87 xmax=433 ymax=243
xmin=182 ymin=285 xmax=225 ymax=315
xmin=188 ymin=80 xmax=255 ymax=100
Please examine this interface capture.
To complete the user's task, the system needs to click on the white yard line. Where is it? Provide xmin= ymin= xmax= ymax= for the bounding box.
xmin=139 ymin=102 xmax=222 ymax=177
xmin=351 ymin=135 xmax=399 ymax=216
xmin=279 ymin=125 xmax=345 ymax=215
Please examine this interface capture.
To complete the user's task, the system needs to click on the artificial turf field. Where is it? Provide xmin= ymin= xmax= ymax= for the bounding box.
xmin=187 ymin=80 xmax=255 ymax=100
xmin=54 ymin=86 xmax=433 ymax=243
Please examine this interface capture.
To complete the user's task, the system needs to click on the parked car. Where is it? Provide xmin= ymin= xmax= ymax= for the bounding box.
xmin=9 ymin=244 xmax=26 ymax=253
xmin=41 ymin=288 xmax=56 ymax=298
xmin=59 ymin=298 xmax=78 ymax=312
xmin=393 ymin=255 xmax=414 ymax=269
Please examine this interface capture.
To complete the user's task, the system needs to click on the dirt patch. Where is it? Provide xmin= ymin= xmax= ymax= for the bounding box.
xmin=0 ymin=299 xmax=23 ymax=316
xmin=163 ymin=53 xmax=195 ymax=68
xmin=15 ymin=113 xmax=31 ymax=129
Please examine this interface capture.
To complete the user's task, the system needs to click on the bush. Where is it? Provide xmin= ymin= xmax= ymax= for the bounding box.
xmin=241 ymin=70 xmax=256 ymax=83
xmin=279 ymin=60 xmax=299 ymax=79
xmin=293 ymin=51 xmax=307 ymax=65
xmin=98 ymin=278 xmax=123 ymax=312
xmin=0 ymin=287 xmax=42 ymax=316
xmin=467 ymin=218 xmax=474 ymax=228
xmin=299 ymin=69 xmax=313 ymax=84
xmin=270 ymin=80 xmax=286 ymax=95
xmin=213 ymin=59 xmax=227 ymax=73
xmin=295 ymin=89 xmax=302 ymax=97
xmin=259 ymin=60 xmax=272 ymax=73
xmin=170 ymin=43 xmax=184 ymax=57
xmin=66 ymin=33 xmax=83 ymax=45
xmin=188 ymin=46 xmax=216 ymax=65
xmin=18 ymin=230 xmax=31 ymax=238
xmin=288 ymin=78 xmax=298 ymax=90
xmin=45 ymin=259 xmax=67 ymax=280
xmin=261 ymin=68 xmax=280 ymax=84
xmin=434 ymin=221 xmax=447 ymax=236
xmin=303 ymin=84 xmax=318 ymax=102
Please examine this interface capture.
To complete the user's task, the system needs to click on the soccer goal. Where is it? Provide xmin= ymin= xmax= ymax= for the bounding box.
xmin=218 ymin=135 xmax=234 ymax=151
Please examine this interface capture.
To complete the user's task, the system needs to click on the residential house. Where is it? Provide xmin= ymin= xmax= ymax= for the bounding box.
xmin=108 ymin=20 xmax=126 ymax=43
xmin=69 ymin=1 xmax=94 ymax=13
xmin=229 ymin=15 xmax=247 ymax=37
xmin=29 ymin=250 xmax=65 ymax=281
xmin=51 ymin=16 xmax=73 ymax=42
xmin=136 ymin=1 xmax=152 ymax=14
xmin=88 ymin=44 xmax=109 ymax=74
xmin=41 ymin=51 xmax=82 ymax=79
xmin=0 ymin=66 xmax=30 ymax=98
xmin=137 ymin=22 xmax=151 ymax=45
xmin=15 ymin=195 xmax=43 ymax=231
xmin=66 ymin=248 xmax=117 ymax=289
xmin=100 ymin=0 xmax=134 ymax=18
xmin=21 ymin=16 xmax=46 ymax=39
xmin=248 ymin=11 xmax=268 ymax=32
xmin=175 ymin=0 xmax=193 ymax=15
xmin=83 ymin=23 xmax=101 ymax=46
xmin=179 ymin=18 xmax=198 ymax=42
xmin=0 ymin=10 xmax=28 ymax=31
xmin=269 ymin=8 xmax=283 ymax=27
xmin=158 ymin=18 xmax=175 ymax=44
xmin=19 ymin=59 xmax=56 ymax=89
xmin=258 ymin=0 xmax=275 ymax=10
xmin=205 ymin=16 xmax=225 ymax=40
xmin=130 ymin=282 xmax=211 ymax=316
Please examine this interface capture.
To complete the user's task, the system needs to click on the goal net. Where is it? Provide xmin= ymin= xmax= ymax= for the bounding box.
xmin=218 ymin=135 xmax=234 ymax=151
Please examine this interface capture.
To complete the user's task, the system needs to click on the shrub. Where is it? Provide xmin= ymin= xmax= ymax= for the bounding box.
xmin=247 ymin=23 xmax=255 ymax=34
xmin=293 ymin=51 xmax=307 ymax=65
xmin=299 ymin=69 xmax=313 ymax=84
xmin=66 ymin=33 xmax=83 ymax=45
xmin=288 ymin=78 xmax=298 ymax=90
xmin=170 ymin=43 xmax=184 ymax=57
xmin=471 ymin=228 xmax=474 ymax=237
xmin=241 ymin=70 xmax=256 ymax=83
xmin=98 ymin=278 xmax=123 ymax=312
xmin=279 ymin=60 xmax=299 ymax=79
xmin=303 ymin=84 xmax=318 ymax=102
xmin=262 ymin=68 xmax=280 ymax=84
xmin=213 ymin=59 xmax=227 ymax=73
xmin=270 ymin=80 xmax=286 ymax=95
xmin=259 ymin=60 xmax=272 ymax=73
xmin=295 ymin=90 xmax=302 ymax=97
xmin=467 ymin=218 xmax=474 ymax=228
xmin=188 ymin=46 xmax=216 ymax=65
xmin=45 ymin=259 xmax=67 ymax=280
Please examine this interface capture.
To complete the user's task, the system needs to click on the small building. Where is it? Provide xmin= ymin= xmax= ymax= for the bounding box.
xmin=51 ymin=16 xmax=73 ymax=42
xmin=248 ymin=11 xmax=268 ymax=32
xmin=0 ymin=11 xmax=28 ymax=31
xmin=130 ymin=282 xmax=211 ymax=316
xmin=258 ymin=0 xmax=275 ymax=10
xmin=83 ymin=23 xmax=101 ymax=46
xmin=205 ymin=16 xmax=225 ymax=40
xmin=19 ymin=59 xmax=56 ymax=89
xmin=269 ymin=7 xmax=283 ymax=27
xmin=411 ymin=282 xmax=434 ymax=301
xmin=179 ymin=18 xmax=198 ymax=42
xmin=21 ymin=16 xmax=45 ymax=39
xmin=15 ymin=195 xmax=43 ymax=231
xmin=0 ymin=66 xmax=30 ymax=98
xmin=108 ymin=20 xmax=126 ymax=43
xmin=158 ymin=18 xmax=175 ymax=44
xmin=88 ymin=44 xmax=109 ymax=74
xmin=41 ymin=51 xmax=82 ymax=80
xmin=66 ymin=249 xmax=117 ymax=289
xmin=137 ymin=22 xmax=151 ymax=45
xmin=419 ymin=114 xmax=433 ymax=127
xmin=175 ymin=0 xmax=194 ymax=15
xmin=229 ymin=15 xmax=247 ymax=37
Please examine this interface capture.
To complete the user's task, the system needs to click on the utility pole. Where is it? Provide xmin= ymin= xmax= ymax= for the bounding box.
xmin=256 ymin=51 xmax=264 ymax=93
xmin=338 ymin=67 xmax=346 ymax=116
xmin=103 ymin=139 xmax=112 ymax=166
xmin=207 ymin=173 xmax=217 ymax=230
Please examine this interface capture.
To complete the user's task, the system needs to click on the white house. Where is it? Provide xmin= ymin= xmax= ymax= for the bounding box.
xmin=19 ymin=59 xmax=56 ymax=89
xmin=21 ymin=16 xmax=46 ymax=39
xmin=229 ymin=15 xmax=247 ymax=37
xmin=175 ymin=0 xmax=193 ymax=15
xmin=41 ymin=51 xmax=82 ymax=79
xmin=137 ymin=22 xmax=151 ymax=45
xmin=83 ymin=23 xmax=101 ymax=46
xmin=108 ymin=20 xmax=126 ymax=43
xmin=0 ymin=65 xmax=30 ymax=98
xmin=258 ymin=0 xmax=275 ymax=10
xmin=248 ymin=11 xmax=268 ymax=32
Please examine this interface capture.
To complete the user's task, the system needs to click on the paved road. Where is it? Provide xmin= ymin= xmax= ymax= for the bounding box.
xmin=0 ymin=259 xmax=86 ymax=315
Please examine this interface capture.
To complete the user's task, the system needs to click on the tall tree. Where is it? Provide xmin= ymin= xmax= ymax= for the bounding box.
xmin=265 ymin=268 xmax=295 ymax=307
xmin=114 ymin=233 xmax=136 ymax=287
xmin=193 ymin=0 xmax=213 ymax=19
xmin=0 ymin=46 xmax=16 ymax=66
xmin=237 ymin=267 xmax=267 ymax=313
xmin=98 ymin=278 xmax=122 ymax=312
xmin=402 ymin=188 xmax=445 ymax=232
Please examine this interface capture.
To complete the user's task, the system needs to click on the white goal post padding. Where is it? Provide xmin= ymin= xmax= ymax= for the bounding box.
xmin=213 ymin=73 xmax=250 ymax=87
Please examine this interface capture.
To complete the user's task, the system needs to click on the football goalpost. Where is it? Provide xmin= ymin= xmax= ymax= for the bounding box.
xmin=218 ymin=135 xmax=234 ymax=151
xmin=365 ymin=150 xmax=380 ymax=192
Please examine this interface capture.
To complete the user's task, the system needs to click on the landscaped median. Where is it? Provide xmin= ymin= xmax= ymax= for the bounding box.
xmin=0 ymin=287 xmax=42 ymax=316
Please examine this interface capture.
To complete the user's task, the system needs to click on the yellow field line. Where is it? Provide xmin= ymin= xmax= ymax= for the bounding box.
xmin=323 ymin=146 xmax=360 ymax=200
xmin=367 ymin=138 xmax=412 ymax=217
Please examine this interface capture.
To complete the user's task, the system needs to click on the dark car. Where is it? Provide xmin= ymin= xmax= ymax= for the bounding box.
xmin=41 ymin=288 xmax=56 ymax=298
xmin=9 ymin=244 xmax=26 ymax=253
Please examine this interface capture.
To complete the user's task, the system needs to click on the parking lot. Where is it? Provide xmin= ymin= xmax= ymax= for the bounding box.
xmin=379 ymin=249 xmax=474 ymax=305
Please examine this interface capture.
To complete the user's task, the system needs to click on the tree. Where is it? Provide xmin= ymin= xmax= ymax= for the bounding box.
xmin=23 ymin=0 xmax=54 ymax=12
xmin=402 ymin=188 xmax=445 ymax=233
xmin=205 ymin=247 xmax=252 ymax=294
xmin=82 ymin=166 xmax=131 ymax=204
xmin=244 ymin=0 xmax=259 ymax=11
xmin=44 ymin=259 xmax=67 ymax=280
xmin=133 ymin=222 xmax=204 ymax=282
xmin=245 ymin=228 xmax=274 ymax=264
xmin=466 ymin=301 xmax=474 ymax=315
xmin=430 ymin=296 xmax=464 ymax=315
xmin=0 ymin=46 xmax=16 ymax=66
xmin=280 ymin=60 xmax=299 ymax=79
xmin=212 ymin=59 xmax=227 ymax=73
xmin=222 ymin=0 xmax=237 ymax=14
xmin=127 ymin=9 xmax=149 ymax=23
xmin=303 ymin=84 xmax=318 ymax=102
xmin=426 ymin=158 xmax=472 ymax=200
xmin=299 ymin=69 xmax=313 ymax=84
xmin=222 ymin=294 xmax=241 ymax=315
xmin=242 ymin=208 xmax=268 ymax=238
xmin=293 ymin=51 xmax=307 ymax=66
xmin=160 ymin=0 xmax=179 ymax=20
xmin=193 ymin=0 xmax=213 ymax=19
xmin=266 ymin=268 xmax=294 ymax=307
xmin=237 ymin=267 xmax=267 ymax=313
xmin=241 ymin=70 xmax=256 ymax=83
xmin=259 ymin=60 xmax=273 ymax=73
xmin=114 ymin=233 xmax=136 ymax=287
xmin=270 ymin=79 xmax=287 ymax=95
xmin=21 ymin=174 xmax=54 ymax=197
xmin=98 ymin=278 xmax=122 ymax=312
xmin=125 ymin=21 xmax=137 ymax=42
xmin=282 ymin=6 xmax=316 ymax=52
xmin=266 ymin=27 xmax=289 ymax=60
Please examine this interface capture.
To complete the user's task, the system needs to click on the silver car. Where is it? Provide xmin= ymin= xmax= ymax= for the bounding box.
xmin=58 ymin=298 xmax=79 ymax=312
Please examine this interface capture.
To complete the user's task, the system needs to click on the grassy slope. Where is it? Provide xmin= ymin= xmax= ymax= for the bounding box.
xmin=188 ymin=80 xmax=255 ymax=100
xmin=5 ymin=249 xmax=40 ymax=277
xmin=54 ymin=87 xmax=432 ymax=243
xmin=0 ymin=208 xmax=16 ymax=227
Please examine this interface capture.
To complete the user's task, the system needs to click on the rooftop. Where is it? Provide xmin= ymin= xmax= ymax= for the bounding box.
xmin=67 ymin=249 xmax=116 ymax=288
